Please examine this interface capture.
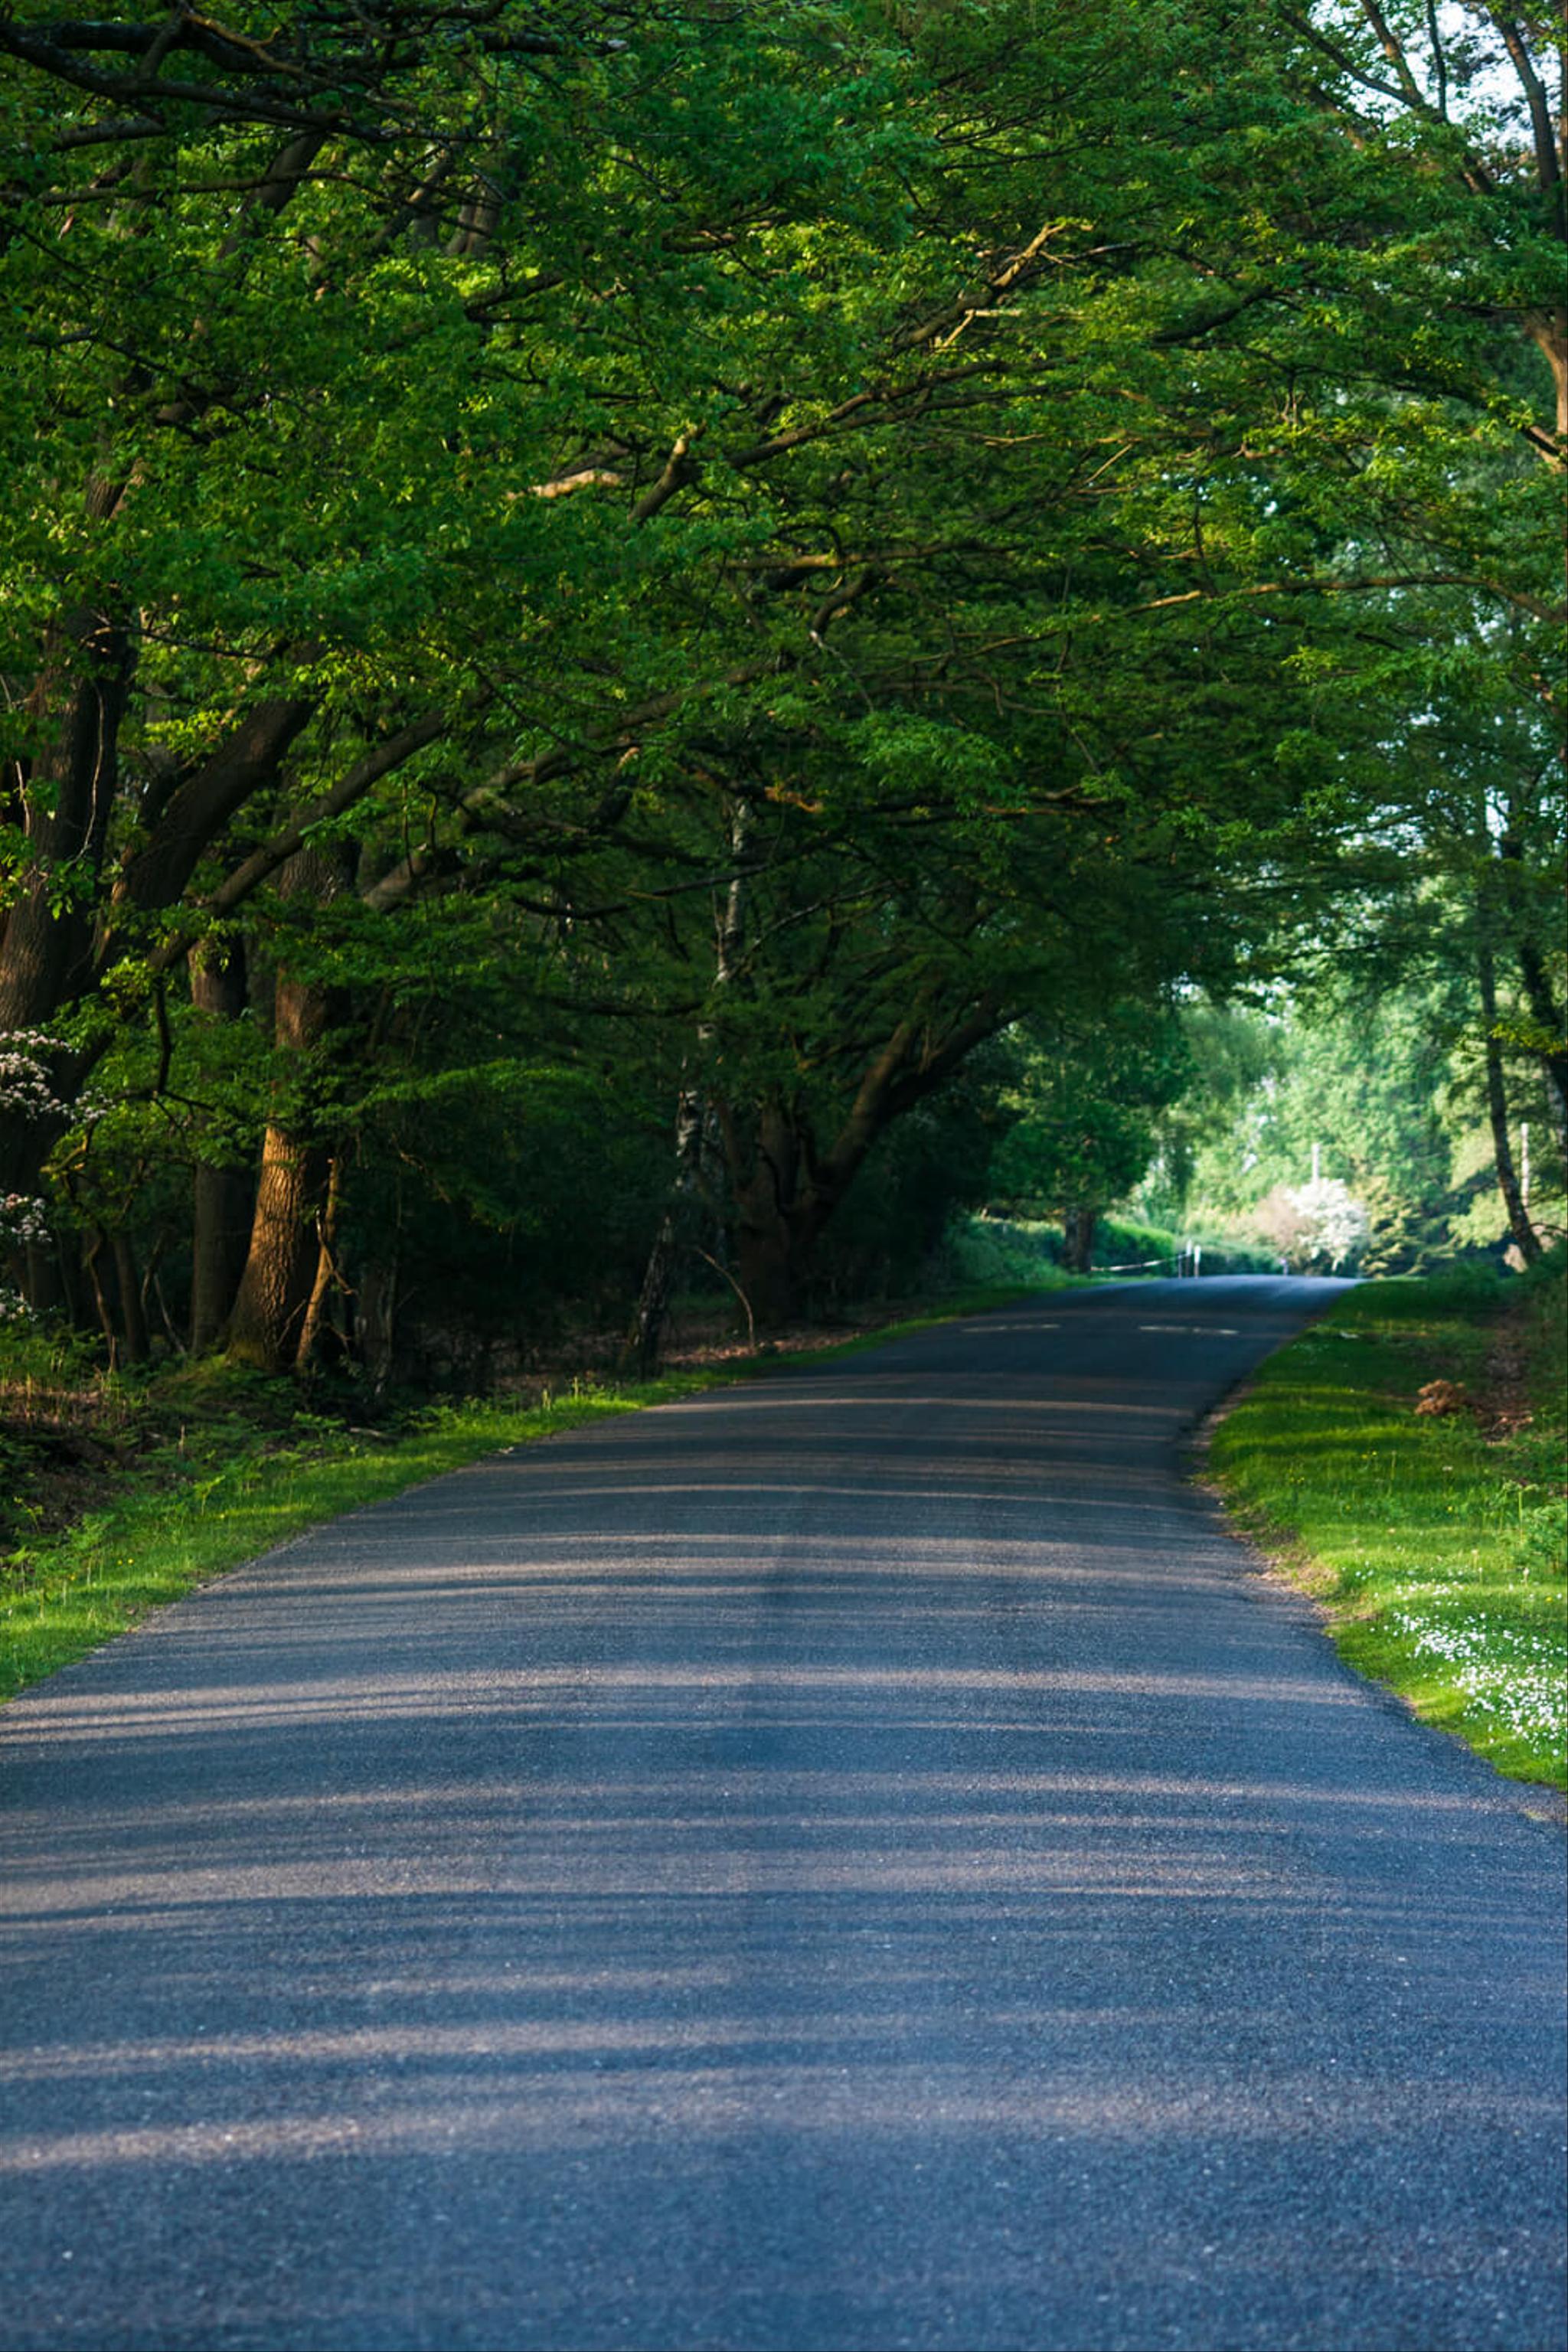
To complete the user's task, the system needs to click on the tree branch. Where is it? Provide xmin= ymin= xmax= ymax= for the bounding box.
xmin=110 ymin=695 xmax=316 ymax=918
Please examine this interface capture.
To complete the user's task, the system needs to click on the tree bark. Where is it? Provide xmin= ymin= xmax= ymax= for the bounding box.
xmin=627 ymin=800 xmax=753 ymax=1364
xmin=624 ymin=1088 xmax=707 ymax=1376
xmin=1515 ymin=934 xmax=1568 ymax=1168
xmin=733 ymin=1198 xmax=807 ymax=1332
xmin=0 ymin=685 xmax=313 ymax=1207
xmin=188 ymin=939 xmax=255 ymax=1351
xmin=0 ymin=606 xmax=133 ymax=1198
xmin=357 ymin=1255 xmax=399 ymax=1391
xmin=727 ymin=1099 xmax=813 ymax=1329
xmin=1478 ymin=939 xmax=1542 ymax=1263
xmin=1495 ymin=827 xmax=1568 ymax=1170
xmin=718 ymin=998 xmax=1005 ymax=1329
xmin=112 ymin=1230 xmax=149 ymax=1363
xmin=225 ymin=1119 xmax=327 ymax=1372
xmin=225 ymin=851 xmax=345 ymax=1372
xmin=294 ymin=1152 xmax=344 ymax=1373
xmin=80 ymin=1230 xmax=118 ymax=1363
xmin=1063 ymin=1207 xmax=1097 ymax=1272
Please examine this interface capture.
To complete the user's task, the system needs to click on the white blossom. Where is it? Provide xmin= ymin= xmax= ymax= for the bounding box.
xmin=1287 ymin=1175 xmax=1370 ymax=1270
xmin=1254 ymin=1174 xmax=1370 ymax=1271
xmin=0 ymin=1031 xmax=70 ymax=1122
xmin=1 ymin=1193 xmax=51 ymax=1249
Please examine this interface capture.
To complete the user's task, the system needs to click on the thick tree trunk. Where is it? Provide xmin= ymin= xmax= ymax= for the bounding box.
xmin=0 ymin=608 xmax=132 ymax=1200
xmin=730 ymin=1146 xmax=843 ymax=1330
xmin=720 ymin=1001 xmax=1004 ymax=1331
xmin=226 ymin=852 xmax=344 ymax=1373
xmin=191 ymin=1150 xmax=256 ymax=1350
xmin=225 ymin=1122 xmax=327 ymax=1372
xmin=733 ymin=1209 xmax=808 ymax=1332
xmin=1063 ymin=1207 xmax=1097 ymax=1272
xmin=728 ymin=1101 xmax=813 ymax=1330
xmin=188 ymin=939 xmax=255 ymax=1351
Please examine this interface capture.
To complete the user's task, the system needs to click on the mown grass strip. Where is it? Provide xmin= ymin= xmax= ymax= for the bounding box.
xmin=0 ymin=1284 xmax=1040 ymax=1704
xmin=1207 ymin=1266 xmax=1567 ymax=1790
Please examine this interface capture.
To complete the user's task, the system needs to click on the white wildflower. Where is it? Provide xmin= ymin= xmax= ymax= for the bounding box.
xmin=1389 ymin=1610 xmax=1568 ymax=1753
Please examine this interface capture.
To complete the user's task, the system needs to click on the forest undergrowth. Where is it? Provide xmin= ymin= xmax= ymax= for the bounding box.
xmin=1205 ymin=1257 xmax=1568 ymax=1793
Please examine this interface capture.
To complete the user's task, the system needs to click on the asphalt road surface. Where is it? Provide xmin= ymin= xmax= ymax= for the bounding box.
xmin=2 ymin=1276 xmax=1564 ymax=2352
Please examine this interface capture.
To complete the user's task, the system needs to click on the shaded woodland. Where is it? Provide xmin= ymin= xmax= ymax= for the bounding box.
xmin=1 ymin=0 xmax=1562 ymax=1381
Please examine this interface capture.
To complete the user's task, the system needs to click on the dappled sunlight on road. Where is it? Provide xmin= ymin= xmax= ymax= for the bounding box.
xmin=1 ymin=1282 xmax=1561 ymax=2350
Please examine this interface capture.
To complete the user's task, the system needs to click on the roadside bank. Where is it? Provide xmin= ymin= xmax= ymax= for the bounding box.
xmin=1204 ymin=1259 xmax=1566 ymax=1794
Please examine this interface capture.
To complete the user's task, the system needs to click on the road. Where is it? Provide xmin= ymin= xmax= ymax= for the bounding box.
xmin=1 ymin=1277 xmax=1563 ymax=2351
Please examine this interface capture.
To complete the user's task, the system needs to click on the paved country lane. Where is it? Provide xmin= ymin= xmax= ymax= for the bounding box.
xmin=2 ymin=1278 xmax=1563 ymax=2350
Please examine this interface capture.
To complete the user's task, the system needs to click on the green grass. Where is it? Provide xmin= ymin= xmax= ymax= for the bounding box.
xmin=1207 ymin=1263 xmax=1567 ymax=1790
xmin=0 ymin=1376 xmax=726 ymax=1702
xmin=0 ymin=1284 xmax=1037 ymax=1704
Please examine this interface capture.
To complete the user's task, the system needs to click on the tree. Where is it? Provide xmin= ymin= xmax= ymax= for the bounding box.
xmin=989 ymin=1008 xmax=1190 ymax=1269
xmin=3 ymin=0 xmax=1560 ymax=1369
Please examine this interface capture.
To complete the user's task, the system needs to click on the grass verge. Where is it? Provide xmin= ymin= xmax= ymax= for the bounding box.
xmin=1205 ymin=1260 xmax=1567 ymax=1791
xmin=0 ymin=1283 xmax=1040 ymax=1704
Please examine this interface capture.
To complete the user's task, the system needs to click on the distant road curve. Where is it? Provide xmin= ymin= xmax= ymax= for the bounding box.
xmin=2 ymin=1277 xmax=1563 ymax=2351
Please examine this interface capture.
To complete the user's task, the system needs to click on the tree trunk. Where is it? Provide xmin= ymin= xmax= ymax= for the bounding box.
xmin=225 ymin=1122 xmax=327 ymax=1372
xmin=226 ymin=852 xmax=345 ymax=1372
xmin=718 ymin=1000 xmax=1004 ymax=1331
xmin=357 ymin=1255 xmax=399 ymax=1391
xmin=112 ymin=1230 xmax=150 ymax=1362
xmin=733 ymin=1208 xmax=808 ymax=1332
xmin=625 ymin=1208 xmax=681 ymax=1377
xmin=0 ymin=627 xmax=309 ymax=1208
xmin=1478 ymin=942 xmax=1541 ymax=1263
xmin=1511 ymin=933 xmax=1568 ymax=1175
xmin=294 ymin=1152 xmax=343 ymax=1373
xmin=188 ymin=939 xmax=255 ymax=1351
xmin=81 ymin=1230 xmax=118 ymax=1363
xmin=624 ymin=1087 xmax=706 ymax=1376
xmin=1063 ymin=1207 xmax=1097 ymax=1272
xmin=0 ymin=607 xmax=132 ymax=1201
xmin=21 ymin=1236 xmax=67 ymax=1320
xmin=191 ymin=1152 xmax=256 ymax=1351
xmin=627 ymin=802 xmax=754 ymax=1366
xmin=1496 ymin=826 xmax=1568 ymax=1173
xmin=728 ymin=1100 xmax=813 ymax=1330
